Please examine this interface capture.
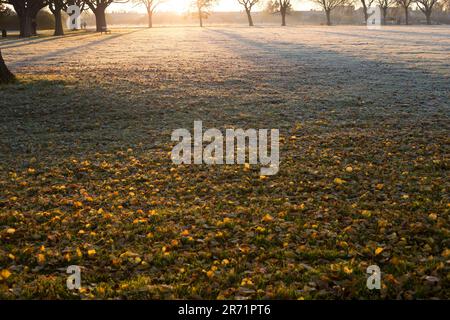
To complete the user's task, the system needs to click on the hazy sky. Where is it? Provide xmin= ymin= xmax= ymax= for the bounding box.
xmin=109 ymin=0 xmax=318 ymax=14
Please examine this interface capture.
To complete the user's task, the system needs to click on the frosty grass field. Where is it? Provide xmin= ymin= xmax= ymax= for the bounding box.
xmin=0 ymin=26 xmax=449 ymax=299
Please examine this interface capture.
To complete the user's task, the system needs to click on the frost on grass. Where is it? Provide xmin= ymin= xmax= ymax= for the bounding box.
xmin=0 ymin=26 xmax=449 ymax=299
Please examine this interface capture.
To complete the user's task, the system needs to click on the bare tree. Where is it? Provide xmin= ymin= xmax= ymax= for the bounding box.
xmin=360 ymin=0 xmax=375 ymax=23
xmin=278 ymin=0 xmax=291 ymax=26
xmin=50 ymin=0 xmax=86 ymax=36
xmin=377 ymin=0 xmax=394 ymax=23
xmin=134 ymin=0 xmax=166 ymax=28
xmin=312 ymin=0 xmax=349 ymax=25
xmin=263 ymin=0 xmax=278 ymax=12
xmin=85 ymin=0 xmax=109 ymax=31
xmin=263 ymin=0 xmax=292 ymax=26
xmin=193 ymin=0 xmax=215 ymax=27
xmin=85 ymin=0 xmax=127 ymax=32
xmin=396 ymin=0 xmax=413 ymax=24
xmin=237 ymin=0 xmax=259 ymax=26
xmin=6 ymin=0 xmax=47 ymax=37
xmin=48 ymin=0 xmax=66 ymax=36
xmin=415 ymin=0 xmax=438 ymax=24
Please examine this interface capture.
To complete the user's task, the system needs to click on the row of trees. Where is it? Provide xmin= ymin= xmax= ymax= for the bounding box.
xmin=1 ymin=0 xmax=449 ymax=38
xmin=360 ymin=0 xmax=441 ymax=25
xmin=197 ymin=0 xmax=446 ymax=27
xmin=258 ymin=0 xmax=444 ymax=26
xmin=0 ymin=0 xmax=118 ymax=36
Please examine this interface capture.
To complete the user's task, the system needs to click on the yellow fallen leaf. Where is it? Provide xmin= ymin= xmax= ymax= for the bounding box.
xmin=261 ymin=214 xmax=274 ymax=222
xmin=1 ymin=269 xmax=11 ymax=279
xmin=256 ymin=226 xmax=266 ymax=233
xmin=241 ymin=278 xmax=253 ymax=286
xmin=441 ymin=249 xmax=450 ymax=257
xmin=361 ymin=210 xmax=372 ymax=217
xmin=375 ymin=247 xmax=384 ymax=255
xmin=206 ymin=270 xmax=214 ymax=278
xmin=222 ymin=217 xmax=232 ymax=224
xmin=37 ymin=253 xmax=46 ymax=264
xmin=343 ymin=266 xmax=353 ymax=274
xmin=87 ymin=249 xmax=96 ymax=256
xmin=6 ymin=228 xmax=16 ymax=234
xmin=73 ymin=201 xmax=83 ymax=208
xmin=378 ymin=219 xmax=388 ymax=228
xmin=334 ymin=178 xmax=345 ymax=185
xmin=97 ymin=287 xmax=106 ymax=295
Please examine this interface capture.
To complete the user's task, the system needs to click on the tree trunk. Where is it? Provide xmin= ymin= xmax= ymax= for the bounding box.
xmin=382 ymin=7 xmax=388 ymax=25
xmin=404 ymin=7 xmax=409 ymax=25
xmin=426 ymin=11 xmax=431 ymax=25
xmin=19 ymin=13 xmax=33 ymax=37
xmin=361 ymin=1 xmax=368 ymax=23
xmin=14 ymin=3 xmax=43 ymax=38
xmin=53 ymin=9 xmax=64 ymax=36
xmin=198 ymin=7 xmax=203 ymax=27
xmin=245 ymin=8 xmax=254 ymax=26
xmin=0 ymin=50 xmax=15 ymax=84
xmin=326 ymin=10 xmax=332 ymax=26
xmin=31 ymin=11 xmax=38 ymax=36
xmin=281 ymin=8 xmax=286 ymax=26
xmin=147 ymin=10 xmax=153 ymax=28
xmin=94 ymin=6 xmax=107 ymax=32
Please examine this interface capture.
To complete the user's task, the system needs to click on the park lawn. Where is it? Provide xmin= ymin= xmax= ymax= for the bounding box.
xmin=0 ymin=26 xmax=449 ymax=299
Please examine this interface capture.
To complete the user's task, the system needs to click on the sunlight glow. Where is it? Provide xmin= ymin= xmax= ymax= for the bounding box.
xmin=109 ymin=0 xmax=315 ymax=14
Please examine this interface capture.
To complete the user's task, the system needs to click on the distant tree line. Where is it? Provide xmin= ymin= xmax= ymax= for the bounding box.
xmin=0 ymin=0 xmax=450 ymax=38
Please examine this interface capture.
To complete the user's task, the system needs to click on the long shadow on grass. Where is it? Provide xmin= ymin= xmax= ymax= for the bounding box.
xmin=0 ymin=31 xmax=97 ymax=49
xmin=306 ymin=28 xmax=450 ymax=49
xmin=349 ymin=26 xmax=450 ymax=39
xmin=8 ymin=29 xmax=144 ymax=68
xmin=205 ymin=28 xmax=450 ymax=112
